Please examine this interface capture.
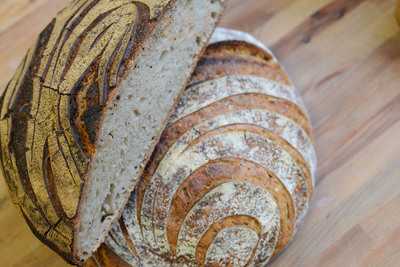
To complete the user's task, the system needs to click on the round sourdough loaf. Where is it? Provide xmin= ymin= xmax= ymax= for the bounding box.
xmin=85 ymin=28 xmax=317 ymax=267
xmin=0 ymin=0 xmax=223 ymax=263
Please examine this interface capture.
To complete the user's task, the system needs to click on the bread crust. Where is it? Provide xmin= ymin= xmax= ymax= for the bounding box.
xmin=86 ymin=29 xmax=316 ymax=266
xmin=84 ymin=244 xmax=131 ymax=267
xmin=190 ymin=41 xmax=290 ymax=86
xmin=0 ymin=0 xmax=223 ymax=263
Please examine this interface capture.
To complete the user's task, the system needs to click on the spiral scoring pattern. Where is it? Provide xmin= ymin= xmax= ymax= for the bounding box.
xmin=0 ymin=0 xmax=171 ymax=260
xmin=105 ymin=30 xmax=316 ymax=267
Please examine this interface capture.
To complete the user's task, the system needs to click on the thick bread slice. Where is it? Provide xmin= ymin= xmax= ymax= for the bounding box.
xmin=84 ymin=28 xmax=316 ymax=267
xmin=0 ymin=0 xmax=223 ymax=263
xmin=75 ymin=0 xmax=223 ymax=261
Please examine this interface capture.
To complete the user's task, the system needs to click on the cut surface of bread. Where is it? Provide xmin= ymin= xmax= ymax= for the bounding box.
xmin=83 ymin=28 xmax=316 ymax=267
xmin=75 ymin=0 xmax=223 ymax=261
xmin=0 ymin=0 xmax=223 ymax=263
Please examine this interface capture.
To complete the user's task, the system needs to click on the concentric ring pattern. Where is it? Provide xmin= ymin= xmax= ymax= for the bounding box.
xmin=104 ymin=30 xmax=317 ymax=267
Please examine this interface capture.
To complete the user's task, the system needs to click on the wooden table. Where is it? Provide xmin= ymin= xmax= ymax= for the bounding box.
xmin=0 ymin=0 xmax=399 ymax=266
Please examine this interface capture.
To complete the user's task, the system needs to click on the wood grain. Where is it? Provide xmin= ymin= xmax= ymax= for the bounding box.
xmin=397 ymin=0 xmax=400 ymax=24
xmin=0 ymin=0 xmax=399 ymax=266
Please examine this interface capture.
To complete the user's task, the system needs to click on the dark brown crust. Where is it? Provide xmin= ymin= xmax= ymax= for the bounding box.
xmin=190 ymin=41 xmax=291 ymax=86
xmin=0 ymin=0 xmax=192 ymax=263
xmin=84 ymin=244 xmax=131 ymax=267
xmin=21 ymin=208 xmax=76 ymax=264
xmin=118 ymin=218 xmax=139 ymax=258
xmin=43 ymin=138 xmax=75 ymax=226
xmin=205 ymin=41 xmax=275 ymax=63
xmin=9 ymin=20 xmax=55 ymax=225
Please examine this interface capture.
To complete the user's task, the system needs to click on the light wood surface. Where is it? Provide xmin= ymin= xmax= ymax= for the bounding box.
xmin=0 ymin=0 xmax=399 ymax=266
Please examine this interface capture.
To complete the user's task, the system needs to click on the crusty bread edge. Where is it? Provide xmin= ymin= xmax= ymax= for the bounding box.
xmin=73 ymin=0 xmax=225 ymax=262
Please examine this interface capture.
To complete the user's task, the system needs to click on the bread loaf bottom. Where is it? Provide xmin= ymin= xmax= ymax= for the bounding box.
xmin=0 ymin=0 xmax=223 ymax=263
xmin=85 ymin=245 xmax=131 ymax=267
xmin=85 ymin=28 xmax=316 ymax=267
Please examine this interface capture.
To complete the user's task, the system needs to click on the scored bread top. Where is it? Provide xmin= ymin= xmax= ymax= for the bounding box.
xmin=190 ymin=41 xmax=290 ymax=86
xmin=0 ymin=0 xmax=223 ymax=263
xmin=1 ymin=1 xmax=149 ymax=261
xmin=88 ymin=28 xmax=317 ymax=267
